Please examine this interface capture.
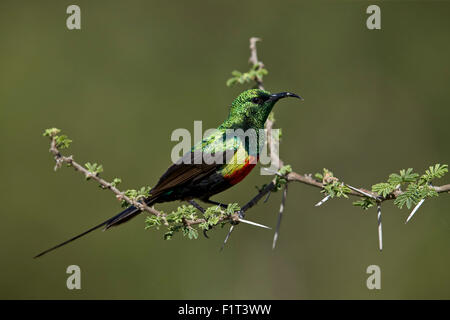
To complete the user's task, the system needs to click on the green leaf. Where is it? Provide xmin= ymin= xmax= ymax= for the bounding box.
xmin=84 ymin=162 xmax=103 ymax=176
xmin=145 ymin=215 xmax=161 ymax=229
xmin=111 ymin=178 xmax=122 ymax=187
xmin=43 ymin=128 xmax=61 ymax=137
xmin=226 ymin=203 xmax=240 ymax=215
xmin=394 ymin=183 xmax=435 ymax=209
xmin=226 ymin=78 xmax=237 ymax=87
xmin=55 ymin=135 xmax=72 ymax=149
xmin=225 ymin=65 xmax=268 ymax=87
xmin=372 ymin=183 xmax=396 ymax=198
xmin=182 ymin=226 xmax=199 ymax=240
xmin=164 ymin=231 xmax=174 ymax=240
xmin=388 ymin=168 xmax=419 ymax=185
xmin=419 ymin=164 xmax=448 ymax=184
xmin=353 ymin=197 xmax=376 ymax=210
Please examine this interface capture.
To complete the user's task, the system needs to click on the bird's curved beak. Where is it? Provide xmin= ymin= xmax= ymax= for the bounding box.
xmin=270 ymin=92 xmax=303 ymax=102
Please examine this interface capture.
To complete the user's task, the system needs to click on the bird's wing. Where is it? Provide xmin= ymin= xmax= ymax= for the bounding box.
xmin=149 ymin=150 xmax=236 ymax=198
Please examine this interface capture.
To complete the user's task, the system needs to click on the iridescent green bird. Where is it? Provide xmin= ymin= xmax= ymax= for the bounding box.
xmin=35 ymin=89 xmax=301 ymax=258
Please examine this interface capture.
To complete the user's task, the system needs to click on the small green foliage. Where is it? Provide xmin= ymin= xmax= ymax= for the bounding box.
xmin=353 ymin=164 xmax=448 ymax=211
xmin=323 ymin=181 xmax=351 ymax=198
xmin=353 ymin=198 xmax=376 ymax=210
xmin=120 ymin=186 xmax=151 ymax=207
xmin=183 ymin=227 xmax=199 ymax=240
xmin=165 ymin=205 xmax=198 ymax=224
xmin=111 ymin=178 xmax=122 ymax=188
xmin=384 ymin=165 xmax=446 ymax=209
xmin=278 ymin=164 xmax=292 ymax=176
xmin=314 ymin=172 xmax=323 ymax=181
xmin=137 ymin=186 xmax=151 ymax=200
xmin=122 ymin=186 xmax=151 ymax=206
xmin=388 ymin=168 xmax=419 ymax=185
xmin=419 ymin=164 xmax=448 ymax=185
xmin=316 ymin=168 xmax=350 ymax=198
xmin=145 ymin=215 xmax=162 ymax=229
xmin=84 ymin=162 xmax=103 ymax=178
xmin=394 ymin=183 xmax=438 ymax=209
xmin=165 ymin=209 xmax=184 ymax=224
xmin=274 ymin=165 xmax=292 ymax=191
xmin=315 ymin=168 xmax=334 ymax=182
xmin=225 ymin=203 xmax=240 ymax=215
xmin=145 ymin=202 xmax=241 ymax=239
xmin=372 ymin=183 xmax=396 ymax=198
xmin=277 ymin=128 xmax=282 ymax=140
xmin=55 ymin=135 xmax=72 ymax=149
xmin=164 ymin=225 xmax=182 ymax=240
xmin=177 ymin=205 xmax=198 ymax=221
xmin=226 ymin=64 xmax=268 ymax=87
xmin=200 ymin=207 xmax=221 ymax=229
xmin=43 ymin=128 xmax=72 ymax=149
xmin=43 ymin=128 xmax=61 ymax=137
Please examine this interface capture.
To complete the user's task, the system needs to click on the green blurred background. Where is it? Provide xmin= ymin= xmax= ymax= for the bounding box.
xmin=0 ymin=0 xmax=449 ymax=299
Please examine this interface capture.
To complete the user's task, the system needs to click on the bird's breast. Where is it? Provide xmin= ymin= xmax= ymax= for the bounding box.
xmin=221 ymin=155 xmax=258 ymax=185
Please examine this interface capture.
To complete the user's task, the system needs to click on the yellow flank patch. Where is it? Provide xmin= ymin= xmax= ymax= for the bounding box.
xmin=221 ymin=144 xmax=249 ymax=175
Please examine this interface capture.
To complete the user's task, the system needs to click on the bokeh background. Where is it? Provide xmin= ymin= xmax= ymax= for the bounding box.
xmin=0 ymin=0 xmax=449 ymax=299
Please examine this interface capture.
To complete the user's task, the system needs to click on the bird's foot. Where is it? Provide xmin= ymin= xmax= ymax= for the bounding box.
xmin=188 ymin=200 xmax=206 ymax=213
xmin=202 ymin=199 xmax=229 ymax=209
xmin=230 ymin=210 xmax=245 ymax=225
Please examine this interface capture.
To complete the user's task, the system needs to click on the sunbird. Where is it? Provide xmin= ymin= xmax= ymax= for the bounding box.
xmin=35 ymin=89 xmax=301 ymax=258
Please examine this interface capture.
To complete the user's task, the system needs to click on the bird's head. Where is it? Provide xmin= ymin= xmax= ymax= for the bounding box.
xmin=223 ymin=89 xmax=302 ymax=130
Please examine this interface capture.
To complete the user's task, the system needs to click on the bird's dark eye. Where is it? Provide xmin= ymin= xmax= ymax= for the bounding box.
xmin=251 ymin=97 xmax=263 ymax=104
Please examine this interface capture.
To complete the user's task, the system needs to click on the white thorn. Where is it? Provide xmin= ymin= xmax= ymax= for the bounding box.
xmin=405 ymin=198 xmax=425 ymax=224
xmin=347 ymin=184 xmax=377 ymax=199
xmin=238 ymin=218 xmax=271 ymax=229
xmin=220 ymin=225 xmax=234 ymax=251
xmin=315 ymin=194 xmax=331 ymax=207
xmin=272 ymin=185 xmax=288 ymax=250
xmin=377 ymin=203 xmax=383 ymax=251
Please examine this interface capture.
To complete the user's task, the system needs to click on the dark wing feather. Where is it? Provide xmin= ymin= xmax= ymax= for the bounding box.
xmin=150 ymin=150 xmax=234 ymax=198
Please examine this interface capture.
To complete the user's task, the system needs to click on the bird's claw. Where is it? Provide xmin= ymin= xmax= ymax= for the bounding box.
xmin=230 ymin=210 xmax=245 ymax=225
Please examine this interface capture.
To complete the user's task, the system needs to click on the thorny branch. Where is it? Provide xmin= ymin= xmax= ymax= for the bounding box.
xmin=286 ymin=171 xmax=450 ymax=199
xmin=249 ymin=37 xmax=265 ymax=91
xmin=46 ymin=130 xmax=277 ymax=235
xmin=44 ymin=38 xmax=450 ymax=252
xmin=47 ymin=132 xmax=168 ymax=226
xmin=242 ymin=37 xmax=450 ymax=250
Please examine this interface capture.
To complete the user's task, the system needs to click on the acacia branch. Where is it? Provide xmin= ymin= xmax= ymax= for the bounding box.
xmin=45 ymin=130 xmax=275 ymax=232
xmin=43 ymin=38 xmax=449 ymax=249
xmin=47 ymin=131 xmax=169 ymax=225
xmin=249 ymin=37 xmax=265 ymax=90
xmin=247 ymin=37 xmax=449 ymax=202
xmin=242 ymin=37 xmax=449 ymax=250
xmin=286 ymin=172 xmax=450 ymax=200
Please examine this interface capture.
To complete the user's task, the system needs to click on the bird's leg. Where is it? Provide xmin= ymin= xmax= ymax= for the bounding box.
xmin=201 ymin=199 xmax=229 ymax=209
xmin=188 ymin=200 xmax=206 ymax=213
xmin=187 ymin=200 xmax=209 ymax=239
